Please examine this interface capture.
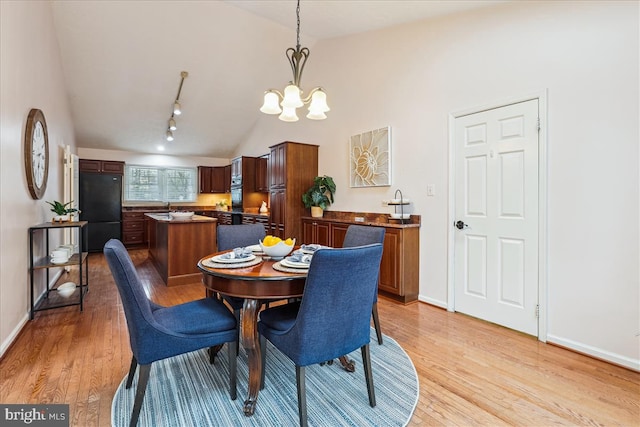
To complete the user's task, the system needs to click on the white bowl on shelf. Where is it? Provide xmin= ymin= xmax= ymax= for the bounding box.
xmin=57 ymin=281 xmax=76 ymax=298
xmin=390 ymin=213 xmax=411 ymax=219
xmin=169 ymin=211 xmax=194 ymax=220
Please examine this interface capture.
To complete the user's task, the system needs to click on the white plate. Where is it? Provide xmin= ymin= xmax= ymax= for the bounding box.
xmin=246 ymin=244 xmax=262 ymax=252
xmin=211 ymin=253 xmax=256 ymax=264
xmin=281 ymin=258 xmax=310 ymax=269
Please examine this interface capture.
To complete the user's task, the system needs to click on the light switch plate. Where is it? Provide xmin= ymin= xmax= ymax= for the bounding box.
xmin=427 ymin=184 xmax=435 ymax=196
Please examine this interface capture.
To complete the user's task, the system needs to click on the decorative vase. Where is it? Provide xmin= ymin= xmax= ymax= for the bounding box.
xmin=311 ymin=206 xmax=323 ymax=218
xmin=52 ymin=214 xmax=70 ymax=222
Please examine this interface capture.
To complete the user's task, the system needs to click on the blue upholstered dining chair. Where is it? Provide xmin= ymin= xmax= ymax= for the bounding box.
xmin=104 ymin=239 xmax=238 ymax=427
xmin=216 ymin=224 xmax=266 ymax=340
xmin=258 ymin=244 xmax=384 ymax=427
xmin=342 ymin=225 xmax=386 ymax=344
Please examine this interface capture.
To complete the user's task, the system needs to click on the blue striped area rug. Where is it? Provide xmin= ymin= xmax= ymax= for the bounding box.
xmin=112 ymin=329 xmax=418 ymax=426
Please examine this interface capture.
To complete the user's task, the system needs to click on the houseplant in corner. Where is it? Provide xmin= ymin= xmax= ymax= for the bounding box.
xmin=302 ymin=175 xmax=336 ymax=218
xmin=46 ymin=200 xmax=78 ymax=222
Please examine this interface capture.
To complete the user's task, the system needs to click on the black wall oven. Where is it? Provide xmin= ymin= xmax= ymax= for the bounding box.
xmin=231 ymin=187 xmax=242 ymax=211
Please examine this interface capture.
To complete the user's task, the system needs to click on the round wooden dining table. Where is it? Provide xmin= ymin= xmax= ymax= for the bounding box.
xmin=197 ymin=252 xmax=307 ymax=416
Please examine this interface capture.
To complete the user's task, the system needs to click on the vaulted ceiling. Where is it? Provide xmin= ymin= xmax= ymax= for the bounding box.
xmin=51 ymin=1 xmax=506 ymax=158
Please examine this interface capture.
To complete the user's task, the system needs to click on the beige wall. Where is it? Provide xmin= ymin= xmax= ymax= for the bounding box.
xmin=1 ymin=1 xmax=77 ymax=353
xmin=235 ymin=1 xmax=640 ymax=369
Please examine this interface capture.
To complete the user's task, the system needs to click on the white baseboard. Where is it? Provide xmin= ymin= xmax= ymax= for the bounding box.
xmin=0 ymin=313 xmax=29 ymax=358
xmin=418 ymin=294 xmax=447 ymax=309
xmin=547 ymin=334 xmax=640 ymax=372
xmin=1 ymin=269 xmax=64 ymax=358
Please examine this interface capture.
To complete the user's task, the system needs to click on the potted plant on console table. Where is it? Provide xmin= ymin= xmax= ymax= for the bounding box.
xmin=302 ymin=175 xmax=336 ymax=218
xmin=46 ymin=200 xmax=78 ymax=222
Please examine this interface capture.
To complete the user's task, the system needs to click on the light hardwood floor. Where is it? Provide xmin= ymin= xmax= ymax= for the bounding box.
xmin=1 ymin=249 xmax=638 ymax=426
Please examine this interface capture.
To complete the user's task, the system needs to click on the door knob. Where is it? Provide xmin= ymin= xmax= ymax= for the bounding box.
xmin=455 ymin=220 xmax=468 ymax=230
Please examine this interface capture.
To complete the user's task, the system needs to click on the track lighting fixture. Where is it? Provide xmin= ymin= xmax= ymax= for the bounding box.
xmin=165 ymin=71 xmax=188 ymax=141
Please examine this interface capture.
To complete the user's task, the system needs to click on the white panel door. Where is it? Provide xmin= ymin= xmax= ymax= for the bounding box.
xmin=453 ymin=99 xmax=539 ymax=336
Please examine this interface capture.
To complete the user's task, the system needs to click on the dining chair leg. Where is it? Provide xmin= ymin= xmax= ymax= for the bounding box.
xmin=361 ymin=344 xmax=376 ymax=407
xmin=228 ymin=341 xmax=237 ymax=400
xmin=130 ymin=363 xmax=151 ymax=427
xmin=259 ymin=335 xmax=267 ymax=390
xmin=295 ymin=365 xmax=308 ymax=427
xmin=234 ymin=308 xmax=241 ymax=356
xmin=125 ymin=356 xmax=138 ymax=389
xmin=372 ymin=303 xmax=383 ymax=345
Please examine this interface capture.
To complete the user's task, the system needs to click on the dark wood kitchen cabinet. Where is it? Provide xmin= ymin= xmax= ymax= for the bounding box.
xmin=301 ymin=217 xmax=419 ymax=303
xmin=198 ymin=166 xmax=213 ymax=193
xmin=231 ymin=156 xmax=257 ymax=192
xmin=302 ymin=219 xmax=330 ymax=246
xmin=211 ymin=167 xmax=226 ymax=192
xmin=198 ymin=166 xmax=227 ymax=193
xmin=223 ymin=165 xmax=231 ymax=192
xmin=122 ymin=211 xmax=147 ymax=246
xmin=267 ymin=142 xmax=318 ymax=240
xmin=256 ymin=155 xmax=269 ymax=192
xmin=377 ymin=227 xmax=419 ymax=303
xmin=79 ymin=159 xmax=124 ymax=174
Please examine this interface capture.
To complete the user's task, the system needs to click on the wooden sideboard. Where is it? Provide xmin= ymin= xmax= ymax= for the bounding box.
xmin=302 ymin=213 xmax=420 ymax=304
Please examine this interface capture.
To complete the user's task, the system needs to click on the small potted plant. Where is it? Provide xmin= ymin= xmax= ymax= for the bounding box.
xmin=215 ymin=199 xmax=229 ymax=211
xmin=46 ymin=200 xmax=78 ymax=222
xmin=302 ymin=175 xmax=336 ymax=218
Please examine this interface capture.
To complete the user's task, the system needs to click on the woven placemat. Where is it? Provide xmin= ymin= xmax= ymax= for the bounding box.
xmin=272 ymin=261 xmax=309 ymax=274
xmin=201 ymin=256 xmax=263 ymax=269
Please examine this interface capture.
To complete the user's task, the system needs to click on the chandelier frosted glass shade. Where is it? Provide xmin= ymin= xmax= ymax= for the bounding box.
xmin=173 ymin=101 xmax=182 ymax=115
xmin=260 ymin=92 xmax=282 ymax=114
xmin=307 ymin=90 xmax=330 ymax=120
xmin=281 ymin=85 xmax=304 ymax=108
xmin=279 ymin=106 xmax=299 ymax=122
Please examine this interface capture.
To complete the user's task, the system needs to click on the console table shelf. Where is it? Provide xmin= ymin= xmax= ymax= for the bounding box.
xmin=28 ymin=221 xmax=89 ymax=319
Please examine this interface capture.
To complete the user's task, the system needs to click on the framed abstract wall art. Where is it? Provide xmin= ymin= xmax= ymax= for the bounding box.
xmin=349 ymin=126 xmax=391 ymax=187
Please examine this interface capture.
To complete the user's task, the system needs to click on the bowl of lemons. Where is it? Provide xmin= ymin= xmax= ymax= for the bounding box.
xmin=259 ymin=235 xmax=295 ymax=259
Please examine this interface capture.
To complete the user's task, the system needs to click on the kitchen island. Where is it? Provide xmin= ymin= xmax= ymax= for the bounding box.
xmin=146 ymin=213 xmax=217 ymax=286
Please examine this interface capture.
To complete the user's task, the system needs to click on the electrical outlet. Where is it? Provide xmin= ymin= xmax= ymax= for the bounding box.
xmin=354 ymin=216 xmax=365 ymax=222
xmin=381 ymin=200 xmax=389 ymax=207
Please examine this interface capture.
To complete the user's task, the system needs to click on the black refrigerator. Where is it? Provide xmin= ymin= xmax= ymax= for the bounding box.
xmin=79 ymin=172 xmax=122 ymax=252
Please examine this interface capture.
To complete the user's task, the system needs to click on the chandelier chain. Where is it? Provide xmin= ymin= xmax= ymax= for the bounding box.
xmin=296 ymin=0 xmax=301 ymax=49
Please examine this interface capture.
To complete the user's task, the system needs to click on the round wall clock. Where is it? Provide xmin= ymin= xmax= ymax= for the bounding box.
xmin=24 ymin=108 xmax=49 ymax=200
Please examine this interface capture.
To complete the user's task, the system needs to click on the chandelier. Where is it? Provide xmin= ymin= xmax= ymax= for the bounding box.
xmin=260 ymin=0 xmax=329 ymax=122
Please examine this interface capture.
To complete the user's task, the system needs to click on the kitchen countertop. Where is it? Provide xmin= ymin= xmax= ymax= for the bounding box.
xmin=145 ymin=213 xmax=216 ymax=223
xmin=301 ymin=211 xmax=421 ymax=229
xmin=124 ymin=206 xmax=268 ymax=217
